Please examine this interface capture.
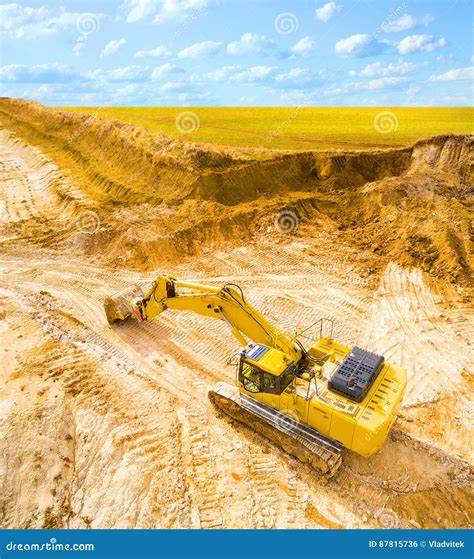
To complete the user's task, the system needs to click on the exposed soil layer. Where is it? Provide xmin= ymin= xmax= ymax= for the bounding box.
xmin=0 ymin=99 xmax=472 ymax=529
xmin=0 ymin=98 xmax=472 ymax=284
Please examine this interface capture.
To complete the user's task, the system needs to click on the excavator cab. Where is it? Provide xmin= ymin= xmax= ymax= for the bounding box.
xmin=238 ymin=344 xmax=297 ymax=397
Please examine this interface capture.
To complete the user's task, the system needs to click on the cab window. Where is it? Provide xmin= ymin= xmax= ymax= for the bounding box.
xmin=241 ymin=361 xmax=281 ymax=395
xmin=241 ymin=362 xmax=260 ymax=393
xmin=261 ymin=372 xmax=278 ymax=394
xmin=279 ymin=365 xmax=296 ymax=392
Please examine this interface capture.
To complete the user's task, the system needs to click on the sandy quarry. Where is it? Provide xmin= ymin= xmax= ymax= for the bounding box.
xmin=0 ymin=99 xmax=472 ymax=529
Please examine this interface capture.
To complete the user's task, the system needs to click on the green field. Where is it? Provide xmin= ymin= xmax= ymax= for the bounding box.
xmin=63 ymin=106 xmax=473 ymax=151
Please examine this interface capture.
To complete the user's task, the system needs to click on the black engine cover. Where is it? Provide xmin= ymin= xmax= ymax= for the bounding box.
xmin=328 ymin=347 xmax=384 ymax=403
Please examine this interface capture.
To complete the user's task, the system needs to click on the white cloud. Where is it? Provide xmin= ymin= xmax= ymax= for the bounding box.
xmin=0 ymin=4 xmax=102 ymax=40
xmin=382 ymin=13 xmax=434 ymax=33
xmin=121 ymin=0 xmax=160 ymax=23
xmin=275 ymin=68 xmax=309 ymax=82
xmin=397 ymin=34 xmax=446 ymax=55
xmin=336 ymin=34 xmax=367 ymax=55
xmin=230 ymin=66 xmax=275 ymax=83
xmin=158 ymin=81 xmax=184 ymax=92
xmin=325 ymin=81 xmax=358 ymax=95
xmin=1 ymin=3 xmax=47 ymax=37
xmin=290 ymin=36 xmax=314 ymax=57
xmin=429 ymin=67 xmax=474 ymax=82
xmin=205 ymin=66 xmax=240 ymax=81
xmin=273 ymin=68 xmax=325 ymax=89
xmin=315 ymin=1 xmax=342 ymax=22
xmin=421 ymin=14 xmax=435 ymax=26
xmin=327 ymin=75 xmax=407 ymax=94
xmin=89 ymin=65 xmax=149 ymax=81
xmin=0 ymin=63 xmax=80 ymax=83
xmin=381 ymin=14 xmax=416 ymax=33
xmin=335 ymin=34 xmax=389 ymax=57
xmin=337 ymin=33 xmax=444 ymax=59
xmin=177 ymin=40 xmax=221 ymax=58
xmin=4 ymin=81 xmax=162 ymax=106
xmin=114 ymin=84 xmax=142 ymax=101
xmin=121 ymin=0 xmax=208 ymax=24
xmin=151 ymin=63 xmax=180 ymax=80
xmin=155 ymin=0 xmax=208 ymax=23
xmin=349 ymin=59 xmax=424 ymax=77
xmin=135 ymin=45 xmax=172 ymax=58
xmin=101 ymin=38 xmax=127 ymax=57
xmin=121 ymin=0 xmax=157 ymax=23
xmin=188 ymin=65 xmax=322 ymax=89
xmin=187 ymin=66 xmax=241 ymax=83
xmin=406 ymin=86 xmax=421 ymax=96
xmin=73 ymin=37 xmax=86 ymax=56
xmin=227 ymin=33 xmax=273 ymax=55
xmin=366 ymin=76 xmax=407 ymax=89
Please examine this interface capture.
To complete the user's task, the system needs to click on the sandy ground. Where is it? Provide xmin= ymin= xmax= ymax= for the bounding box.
xmin=0 ymin=127 xmax=473 ymax=530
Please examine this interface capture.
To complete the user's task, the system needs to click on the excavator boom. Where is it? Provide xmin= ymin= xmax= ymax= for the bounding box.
xmin=105 ymin=275 xmax=302 ymax=362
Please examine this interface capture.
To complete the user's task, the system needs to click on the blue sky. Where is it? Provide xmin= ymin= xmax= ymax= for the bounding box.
xmin=0 ymin=0 xmax=472 ymax=106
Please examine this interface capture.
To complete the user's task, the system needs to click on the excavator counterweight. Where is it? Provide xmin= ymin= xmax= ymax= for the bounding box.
xmin=104 ymin=275 xmax=407 ymax=475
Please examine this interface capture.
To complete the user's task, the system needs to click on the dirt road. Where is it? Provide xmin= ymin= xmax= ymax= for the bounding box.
xmin=0 ymin=120 xmax=472 ymax=529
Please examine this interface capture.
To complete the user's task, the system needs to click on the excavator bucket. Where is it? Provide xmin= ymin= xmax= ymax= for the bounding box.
xmin=104 ymin=284 xmax=145 ymax=324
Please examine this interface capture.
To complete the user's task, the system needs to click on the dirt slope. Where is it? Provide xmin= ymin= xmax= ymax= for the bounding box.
xmin=0 ymin=99 xmax=472 ymax=529
xmin=0 ymin=98 xmax=472 ymax=282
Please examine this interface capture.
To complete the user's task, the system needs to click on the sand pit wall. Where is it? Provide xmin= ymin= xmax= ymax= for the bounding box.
xmin=0 ymin=98 xmax=471 ymax=281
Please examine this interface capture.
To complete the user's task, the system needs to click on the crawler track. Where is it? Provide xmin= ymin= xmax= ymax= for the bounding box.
xmin=209 ymin=382 xmax=343 ymax=477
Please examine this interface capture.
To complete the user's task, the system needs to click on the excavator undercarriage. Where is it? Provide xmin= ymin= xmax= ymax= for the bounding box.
xmin=209 ymin=381 xmax=343 ymax=476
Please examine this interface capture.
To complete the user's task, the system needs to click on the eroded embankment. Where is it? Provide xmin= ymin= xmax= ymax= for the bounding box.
xmin=0 ymin=98 xmax=472 ymax=283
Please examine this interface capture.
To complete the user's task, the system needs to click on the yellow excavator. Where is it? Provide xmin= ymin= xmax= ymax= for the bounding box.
xmin=104 ymin=276 xmax=406 ymax=476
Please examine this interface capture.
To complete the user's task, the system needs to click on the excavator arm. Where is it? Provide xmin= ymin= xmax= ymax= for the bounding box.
xmin=104 ymin=275 xmax=302 ymax=363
